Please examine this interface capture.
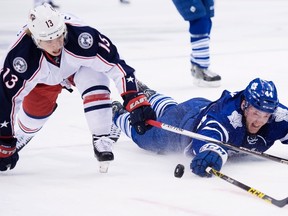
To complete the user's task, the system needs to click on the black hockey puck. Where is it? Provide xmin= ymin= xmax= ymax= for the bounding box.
xmin=174 ymin=164 xmax=185 ymax=178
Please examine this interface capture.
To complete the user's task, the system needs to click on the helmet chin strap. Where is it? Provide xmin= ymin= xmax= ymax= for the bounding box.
xmin=31 ymin=34 xmax=42 ymax=48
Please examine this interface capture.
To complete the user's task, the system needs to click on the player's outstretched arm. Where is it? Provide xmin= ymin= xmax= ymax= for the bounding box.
xmin=190 ymin=143 xmax=228 ymax=177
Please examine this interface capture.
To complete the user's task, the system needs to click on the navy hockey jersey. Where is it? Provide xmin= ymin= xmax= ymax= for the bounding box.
xmin=0 ymin=14 xmax=138 ymax=137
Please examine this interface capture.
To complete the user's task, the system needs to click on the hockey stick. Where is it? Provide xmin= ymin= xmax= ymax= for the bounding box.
xmin=146 ymin=120 xmax=288 ymax=165
xmin=206 ymin=167 xmax=288 ymax=208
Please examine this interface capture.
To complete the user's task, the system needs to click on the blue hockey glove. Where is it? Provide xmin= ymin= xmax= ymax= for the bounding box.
xmin=190 ymin=143 xmax=228 ymax=177
xmin=0 ymin=137 xmax=19 ymax=171
xmin=123 ymin=92 xmax=156 ymax=135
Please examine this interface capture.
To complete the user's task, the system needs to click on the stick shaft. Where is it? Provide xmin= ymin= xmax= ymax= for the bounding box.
xmin=146 ymin=120 xmax=288 ymax=165
xmin=206 ymin=167 xmax=288 ymax=208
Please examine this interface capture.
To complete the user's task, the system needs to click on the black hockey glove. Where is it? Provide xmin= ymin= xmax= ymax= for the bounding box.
xmin=190 ymin=143 xmax=227 ymax=177
xmin=0 ymin=137 xmax=19 ymax=171
xmin=123 ymin=92 xmax=156 ymax=135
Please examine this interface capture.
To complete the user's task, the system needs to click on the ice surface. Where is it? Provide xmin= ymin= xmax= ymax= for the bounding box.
xmin=0 ymin=0 xmax=288 ymax=215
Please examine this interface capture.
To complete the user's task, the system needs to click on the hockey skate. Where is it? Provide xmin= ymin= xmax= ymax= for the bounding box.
xmin=112 ymin=101 xmax=127 ymax=122
xmin=120 ymin=0 xmax=130 ymax=4
xmin=191 ymin=64 xmax=221 ymax=87
xmin=92 ymin=135 xmax=115 ymax=173
xmin=136 ymin=80 xmax=156 ymax=99
xmin=15 ymin=131 xmax=34 ymax=152
xmin=109 ymin=123 xmax=121 ymax=142
xmin=47 ymin=1 xmax=60 ymax=8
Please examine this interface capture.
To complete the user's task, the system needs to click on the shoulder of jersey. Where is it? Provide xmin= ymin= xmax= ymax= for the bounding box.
xmin=7 ymin=31 xmax=42 ymax=79
xmin=62 ymin=13 xmax=100 ymax=57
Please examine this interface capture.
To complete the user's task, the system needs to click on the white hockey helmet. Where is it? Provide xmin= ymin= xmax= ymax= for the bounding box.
xmin=27 ymin=3 xmax=66 ymax=41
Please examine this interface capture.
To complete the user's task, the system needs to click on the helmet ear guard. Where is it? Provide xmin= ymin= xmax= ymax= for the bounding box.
xmin=242 ymin=100 xmax=249 ymax=111
xmin=243 ymin=78 xmax=279 ymax=114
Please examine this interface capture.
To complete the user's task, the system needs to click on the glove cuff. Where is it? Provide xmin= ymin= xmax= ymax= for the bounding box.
xmin=0 ymin=145 xmax=16 ymax=158
xmin=123 ymin=93 xmax=150 ymax=112
xmin=0 ymin=137 xmax=17 ymax=158
xmin=199 ymin=143 xmax=228 ymax=165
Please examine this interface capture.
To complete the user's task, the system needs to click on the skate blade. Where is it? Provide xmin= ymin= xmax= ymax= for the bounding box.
xmin=99 ymin=161 xmax=110 ymax=173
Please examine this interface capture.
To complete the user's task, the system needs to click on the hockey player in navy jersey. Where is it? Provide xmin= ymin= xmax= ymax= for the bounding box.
xmin=0 ymin=4 xmax=155 ymax=172
xmin=112 ymin=78 xmax=288 ymax=177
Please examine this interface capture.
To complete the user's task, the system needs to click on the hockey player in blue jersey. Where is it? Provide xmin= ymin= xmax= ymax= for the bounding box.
xmin=172 ymin=0 xmax=221 ymax=87
xmin=0 ymin=4 xmax=155 ymax=172
xmin=112 ymin=78 xmax=287 ymax=177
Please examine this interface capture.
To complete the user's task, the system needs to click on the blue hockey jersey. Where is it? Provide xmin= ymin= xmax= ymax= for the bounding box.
xmin=131 ymin=90 xmax=288 ymax=156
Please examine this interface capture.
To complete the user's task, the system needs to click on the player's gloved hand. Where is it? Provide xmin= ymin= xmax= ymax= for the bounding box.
xmin=190 ymin=143 xmax=228 ymax=177
xmin=0 ymin=137 xmax=19 ymax=171
xmin=123 ymin=92 xmax=156 ymax=135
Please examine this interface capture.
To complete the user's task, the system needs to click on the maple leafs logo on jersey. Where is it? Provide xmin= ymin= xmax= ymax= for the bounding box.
xmin=13 ymin=57 xmax=27 ymax=73
xmin=246 ymin=134 xmax=267 ymax=146
xmin=274 ymin=107 xmax=288 ymax=122
xmin=78 ymin=32 xmax=93 ymax=49
xmin=227 ymin=110 xmax=243 ymax=129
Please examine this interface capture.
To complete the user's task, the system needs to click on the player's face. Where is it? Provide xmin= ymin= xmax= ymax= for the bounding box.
xmin=243 ymin=104 xmax=271 ymax=134
xmin=38 ymin=34 xmax=64 ymax=56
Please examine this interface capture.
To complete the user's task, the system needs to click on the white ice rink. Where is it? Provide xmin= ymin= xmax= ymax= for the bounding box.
xmin=1 ymin=0 xmax=288 ymax=215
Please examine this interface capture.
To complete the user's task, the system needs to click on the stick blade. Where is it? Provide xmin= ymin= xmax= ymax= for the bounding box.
xmin=272 ymin=197 xmax=288 ymax=208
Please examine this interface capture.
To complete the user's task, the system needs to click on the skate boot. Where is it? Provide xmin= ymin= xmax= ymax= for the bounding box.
xmin=47 ymin=1 xmax=60 ymax=8
xmin=92 ymin=135 xmax=115 ymax=173
xmin=109 ymin=123 xmax=121 ymax=142
xmin=93 ymin=135 xmax=114 ymax=161
xmin=191 ymin=64 xmax=221 ymax=87
xmin=136 ymin=80 xmax=157 ymax=99
xmin=112 ymin=101 xmax=127 ymax=121
xmin=120 ymin=0 xmax=130 ymax=4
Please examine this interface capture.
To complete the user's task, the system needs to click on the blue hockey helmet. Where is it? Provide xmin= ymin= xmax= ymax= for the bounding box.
xmin=244 ymin=78 xmax=279 ymax=113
